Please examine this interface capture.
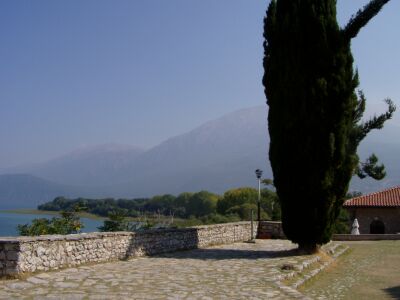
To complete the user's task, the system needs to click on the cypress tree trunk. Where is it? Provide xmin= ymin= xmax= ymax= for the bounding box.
xmin=263 ymin=0 xmax=393 ymax=252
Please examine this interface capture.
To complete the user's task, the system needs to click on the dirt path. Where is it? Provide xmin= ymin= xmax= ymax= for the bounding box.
xmin=301 ymin=240 xmax=400 ymax=300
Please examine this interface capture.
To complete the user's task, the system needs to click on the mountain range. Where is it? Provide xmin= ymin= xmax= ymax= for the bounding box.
xmin=1 ymin=106 xmax=399 ymax=208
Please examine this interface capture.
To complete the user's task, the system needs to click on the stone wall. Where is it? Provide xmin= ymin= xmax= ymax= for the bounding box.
xmin=0 ymin=222 xmax=257 ymax=277
xmin=333 ymin=234 xmax=400 ymax=241
xmin=257 ymin=221 xmax=285 ymax=239
xmin=346 ymin=207 xmax=400 ymax=234
xmin=256 ymin=221 xmax=400 ymax=241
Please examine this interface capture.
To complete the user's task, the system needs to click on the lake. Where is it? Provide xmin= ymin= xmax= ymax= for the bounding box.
xmin=0 ymin=211 xmax=104 ymax=237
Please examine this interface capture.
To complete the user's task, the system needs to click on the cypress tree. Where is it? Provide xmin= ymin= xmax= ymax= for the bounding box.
xmin=263 ymin=0 xmax=395 ymax=252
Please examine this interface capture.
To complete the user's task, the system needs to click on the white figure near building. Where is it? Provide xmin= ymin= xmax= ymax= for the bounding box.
xmin=351 ymin=218 xmax=360 ymax=235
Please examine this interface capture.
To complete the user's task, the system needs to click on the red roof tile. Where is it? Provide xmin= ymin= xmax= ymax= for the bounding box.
xmin=344 ymin=186 xmax=400 ymax=207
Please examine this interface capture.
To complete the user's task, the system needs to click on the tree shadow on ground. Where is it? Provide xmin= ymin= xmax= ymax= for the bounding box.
xmin=153 ymin=247 xmax=301 ymax=260
xmin=383 ymin=286 xmax=400 ymax=299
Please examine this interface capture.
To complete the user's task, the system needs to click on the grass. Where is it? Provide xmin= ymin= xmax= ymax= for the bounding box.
xmin=300 ymin=240 xmax=400 ymax=300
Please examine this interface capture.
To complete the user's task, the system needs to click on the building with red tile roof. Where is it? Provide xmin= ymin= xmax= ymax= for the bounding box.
xmin=344 ymin=186 xmax=400 ymax=208
xmin=344 ymin=186 xmax=400 ymax=234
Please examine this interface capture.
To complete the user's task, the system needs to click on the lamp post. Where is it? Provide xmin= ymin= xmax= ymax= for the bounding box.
xmin=255 ymin=169 xmax=263 ymax=221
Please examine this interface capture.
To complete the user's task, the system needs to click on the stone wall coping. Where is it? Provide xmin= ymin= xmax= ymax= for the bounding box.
xmin=0 ymin=221 xmax=253 ymax=243
xmin=333 ymin=233 xmax=400 ymax=241
xmin=192 ymin=221 xmax=254 ymax=229
xmin=258 ymin=221 xmax=282 ymax=224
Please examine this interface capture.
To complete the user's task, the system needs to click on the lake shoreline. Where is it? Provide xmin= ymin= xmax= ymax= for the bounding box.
xmin=0 ymin=209 xmax=105 ymax=220
xmin=0 ymin=210 xmax=104 ymax=237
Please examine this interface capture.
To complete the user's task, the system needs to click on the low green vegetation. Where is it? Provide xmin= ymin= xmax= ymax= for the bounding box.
xmin=2 ymin=208 xmax=104 ymax=220
xmin=38 ymin=187 xmax=280 ymax=223
xmin=97 ymin=208 xmax=152 ymax=232
xmin=17 ymin=208 xmax=84 ymax=236
xmin=18 ymin=186 xmax=351 ymax=235
xmin=34 ymin=187 xmax=280 ymax=233
xmin=332 ymin=208 xmax=350 ymax=234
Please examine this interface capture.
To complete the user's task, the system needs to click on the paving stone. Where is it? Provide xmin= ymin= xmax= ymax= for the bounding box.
xmin=34 ymin=273 xmax=51 ymax=279
xmin=6 ymin=281 xmax=33 ymax=289
xmin=53 ymin=281 xmax=80 ymax=288
xmin=0 ymin=240 xmax=344 ymax=299
xmin=26 ymin=276 xmax=48 ymax=284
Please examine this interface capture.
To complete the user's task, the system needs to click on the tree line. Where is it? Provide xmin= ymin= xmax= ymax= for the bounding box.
xmin=20 ymin=185 xmax=352 ymax=235
xmin=38 ymin=187 xmax=281 ymax=222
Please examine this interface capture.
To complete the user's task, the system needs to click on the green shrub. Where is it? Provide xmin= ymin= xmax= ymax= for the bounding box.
xmin=17 ymin=210 xmax=84 ymax=236
xmin=98 ymin=209 xmax=131 ymax=232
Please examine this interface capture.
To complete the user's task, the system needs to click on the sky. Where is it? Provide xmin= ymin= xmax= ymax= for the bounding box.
xmin=0 ymin=0 xmax=399 ymax=168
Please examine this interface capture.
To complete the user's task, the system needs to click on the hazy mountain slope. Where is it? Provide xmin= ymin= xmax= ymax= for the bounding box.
xmin=0 ymin=174 xmax=96 ymax=209
xmin=116 ymin=105 xmax=400 ymax=196
xmin=1 ymin=106 xmax=399 ymax=203
xmin=12 ymin=144 xmax=145 ymax=187
xmin=112 ymin=106 xmax=400 ymax=197
xmin=6 ymin=106 xmax=271 ymax=197
xmin=107 ymin=106 xmax=271 ymax=196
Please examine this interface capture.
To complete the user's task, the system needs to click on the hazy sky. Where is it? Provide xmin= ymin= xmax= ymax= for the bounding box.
xmin=0 ymin=0 xmax=399 ymax=168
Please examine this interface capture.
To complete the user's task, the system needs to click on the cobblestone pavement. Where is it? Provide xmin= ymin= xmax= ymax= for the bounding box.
xmin=0 ymin=240 xmax=336 ymax=300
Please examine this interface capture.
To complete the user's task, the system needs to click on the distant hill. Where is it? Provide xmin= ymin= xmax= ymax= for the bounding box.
xmin=3 ymin=107 xmax=271 ymax=197
xmin=0 ymin=174 xmax=91 ymax=209
xmin=8 ymin=144 xmax=145 ymax=187
xmin=108 ymin=106 xmax=271 ymax=196
xmin=0 ymin=106 xmax=399 ymax=204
